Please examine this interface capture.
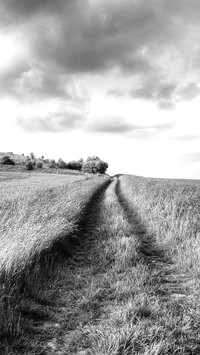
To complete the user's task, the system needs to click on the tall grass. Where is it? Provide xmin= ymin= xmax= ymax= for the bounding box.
xmin=119 ymin=175 xmax=200 ymax=276
xmin=117 ymin=175 xmax=200 ymax=352
xmin=52 ymin=177 xmax=200 ymax=354
xmin=0 ymin=172 xmax=110 ymax=341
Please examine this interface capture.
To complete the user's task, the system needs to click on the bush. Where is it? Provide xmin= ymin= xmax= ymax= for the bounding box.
xmin=48 ymin=159 xmax=57 ymax=169
xmin=36 ymin=161 xmax=43 ymax=169
xmin=25 ymin=160 xmax=34 ymax=171
xmin=58 ymin=158 xmax=67 ymax=169
xmin=82 ymin=156 xmax=108 ymax=174
xmin=66 ymin=160 xmax=82 ymax=171
xmin=1 ymin=155 xmax=15 ymax=165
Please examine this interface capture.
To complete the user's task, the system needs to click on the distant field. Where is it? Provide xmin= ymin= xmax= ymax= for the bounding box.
xmin=0 ymin=171 xmax=86 ymax=200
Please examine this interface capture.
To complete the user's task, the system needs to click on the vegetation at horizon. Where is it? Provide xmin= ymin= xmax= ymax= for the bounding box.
xmin=0 ymin=152 xmax=109 ymax=174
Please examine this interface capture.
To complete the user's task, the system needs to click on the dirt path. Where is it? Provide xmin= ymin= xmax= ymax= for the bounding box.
xmin=6 ymin=177 xmax=200 ymax=355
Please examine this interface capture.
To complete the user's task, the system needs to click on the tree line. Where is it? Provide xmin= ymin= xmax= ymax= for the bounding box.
xmin=1 ymin=154 xmax=109 ymax=174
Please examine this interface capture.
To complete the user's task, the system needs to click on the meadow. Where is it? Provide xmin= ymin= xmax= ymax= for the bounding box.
xmin=119 ymin=175 xmax=200 ymax=279
xmin=0 ymin=171 xmax=110 ymax=343
xmin=117 ymin=175 xmax=200 ymax=353
xmin=1 ymin=170 xmax=200 ymax=354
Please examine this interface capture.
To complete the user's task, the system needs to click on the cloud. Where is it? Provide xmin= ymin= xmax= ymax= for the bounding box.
xmin=0 ymin=0 xmax=66 ymax=27
xmin=107 ymin=90 xmax=126 ymax=98
xmin=86 ymin=117 xmax=173 ymax=137
xmin=178 ymin=84 xmax=200 ymax=102
xmin=1 ymin=0 xmax=200 ymax=108
xmin=17 ymin=109 xmax=85 ymax=133
xmin=168 ymin=134 xmax=199 ymax=141
xmin=87 ymin=117 xmax=134 ymax=133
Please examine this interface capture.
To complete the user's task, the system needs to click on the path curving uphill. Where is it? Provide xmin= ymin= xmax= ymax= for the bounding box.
xmin=3 ymin=177 xmax=200 ymax=355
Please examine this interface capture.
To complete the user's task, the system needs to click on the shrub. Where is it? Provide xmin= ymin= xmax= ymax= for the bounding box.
xmin=66 ymin=160 xmax=82 ymax=171
xmin=82 ymin=156 xmax=108 ymax=174
xmin=1 ymin=155 xmax=15 ymax=165
xmin=58 ymin=158 xmax=67 ymax=169
xmin=48 ymin=159 xmax=57 ymax=169
xmin=25 ymin=160 xmax=34 ymax=171
xmin=36 ymin=161 xmax=43 ymax=169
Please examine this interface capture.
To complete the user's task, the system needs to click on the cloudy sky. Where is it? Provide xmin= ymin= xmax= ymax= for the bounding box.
xmin=1 ymin=0 xmax=200 ymax=178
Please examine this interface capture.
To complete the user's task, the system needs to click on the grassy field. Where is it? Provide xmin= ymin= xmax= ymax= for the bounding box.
xmin=0 ymin=171 xmax=110 ymax=345
xmin=119 ymin=175 xmax=200 ymax=278
xmin=117 ymin=174 xmax=200 ymax=353
xmin=1 ymin=171 xmax=200 ymax=354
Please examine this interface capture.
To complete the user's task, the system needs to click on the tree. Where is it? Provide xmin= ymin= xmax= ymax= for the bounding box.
xmin=66 ymin=160 xmax=82 ymax=171
xmin=48 ymin=159 xmax=57 ymax=168
xmin=36 ymin=161 xmax=43 ymax=169
xmin=58 ymin=158 xmax=67 ymax=169
xmin=82 ymin=156 xmax=108 ymax=174
xmin=1 ymin=155 xmax=15 ymax=165
xmin=25 ymin=159 xmax=34 ymax=170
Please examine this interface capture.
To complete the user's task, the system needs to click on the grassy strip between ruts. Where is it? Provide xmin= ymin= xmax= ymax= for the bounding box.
xmin=0 ymin=173 xmax=110 ymax=343
xmin=15 ymin=177 xmax=200 ymax=354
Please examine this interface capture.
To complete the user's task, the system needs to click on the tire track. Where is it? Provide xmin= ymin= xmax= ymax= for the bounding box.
xmin=1 ymin=178 xmax=112 ymax=355
xmin=115 ymin=177 xmax=200 ymax=355
xmin=115 ymin=178 xmax=181 ymax=297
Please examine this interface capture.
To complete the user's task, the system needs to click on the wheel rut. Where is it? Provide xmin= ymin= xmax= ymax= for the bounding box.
xmin=115 ymin=178 xmax=183 ymax=297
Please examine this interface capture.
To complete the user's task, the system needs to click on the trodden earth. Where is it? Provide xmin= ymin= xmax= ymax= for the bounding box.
xmin=2 ymin=177 xmax=200 ymax=355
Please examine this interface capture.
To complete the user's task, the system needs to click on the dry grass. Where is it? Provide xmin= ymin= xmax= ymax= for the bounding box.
xmin=0 ymin=171 xmax=110 ymax=343
xmin=2 ymin=172 xmax=200 ymax=354
xmin=116 ymin=174 xmax=200 ymax=353
xmin=119 ymin=175 xmax=200 ymax=278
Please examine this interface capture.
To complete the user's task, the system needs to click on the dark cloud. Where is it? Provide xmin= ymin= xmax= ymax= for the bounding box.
xmin=0 ymin=67 xmax=70 ymax=100
xmin=0 ymin=65 xmax=88 ymax=108
xmin=0 ymin=0 xmax=67 ymax=27
xmin=130 ymin=79 xmax=178 ymax=109
xmin=1 ymin=0 xmax=200 ymax=107
xmin=17 ymin=109 xmax=85 ymax=133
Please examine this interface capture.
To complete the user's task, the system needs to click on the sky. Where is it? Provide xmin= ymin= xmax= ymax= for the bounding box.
xmin=0 ymin=0 xmax=200 ymax=178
